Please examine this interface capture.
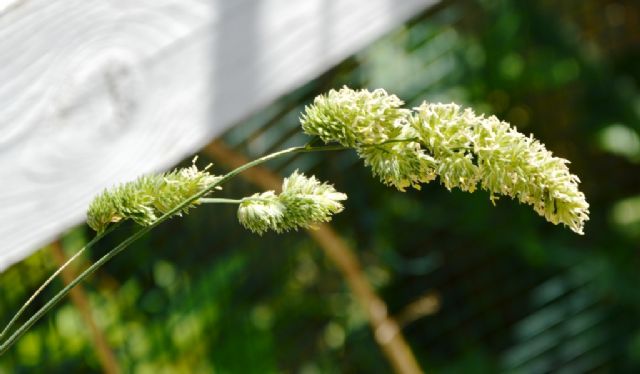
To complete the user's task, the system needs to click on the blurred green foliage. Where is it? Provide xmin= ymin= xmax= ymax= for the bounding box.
xmin=2 ymin=0 xmax=640 ymax=372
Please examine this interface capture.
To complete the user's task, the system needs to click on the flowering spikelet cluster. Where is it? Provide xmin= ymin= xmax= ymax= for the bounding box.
xmin=411 ymin=103 xmax=590 ymax=233
xmin=301 ymin=87 xmax=409 ymax=147
xmin=237 ymin=170 xmax=347 ymax=234
xmin=301 ymin=87 xmax=436 ymax=191
xmin=300 ymin=87 xmax=589 ymax=234
xmin=87 ymin=159 xmax=220 ymax=233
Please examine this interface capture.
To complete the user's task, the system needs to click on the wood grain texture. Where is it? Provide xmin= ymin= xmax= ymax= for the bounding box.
xmin=0 ymin=0 xmax=438 ymax=271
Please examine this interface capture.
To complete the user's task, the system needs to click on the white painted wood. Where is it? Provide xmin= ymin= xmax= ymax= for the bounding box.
xmin=0 ymin=0 xmax=438 ymax=271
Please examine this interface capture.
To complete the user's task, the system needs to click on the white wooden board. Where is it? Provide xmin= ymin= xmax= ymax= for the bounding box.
xmin=0 ymin=0 xmax=438 ymax=271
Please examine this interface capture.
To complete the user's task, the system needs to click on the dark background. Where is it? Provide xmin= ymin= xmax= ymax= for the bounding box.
xmin=2 ymin=0 xmax=640 ymax=372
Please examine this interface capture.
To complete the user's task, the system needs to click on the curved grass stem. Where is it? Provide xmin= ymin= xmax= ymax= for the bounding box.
xmin=0 ymin=142 xmax=349 ymax=355
xmin=0 ymin=223 xmax=119 ymax=343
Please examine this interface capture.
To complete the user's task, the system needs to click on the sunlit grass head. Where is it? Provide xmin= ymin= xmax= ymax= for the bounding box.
xmin=300 ymin=87 xmax=589 ymax=234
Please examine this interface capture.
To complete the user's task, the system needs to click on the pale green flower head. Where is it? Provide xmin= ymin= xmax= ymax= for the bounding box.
xmin=301 ymin=87 xmax=435 ymax=190
xmin=299 ymin=87 xmax=589 ymax=234
xmin=153 ymin=163 xmax=221 ymax=215
xmin=237 ymin=191 xmax=286 ymax=235
xmin=237 ymin=170 xmax=347 ymax=235
xmin=410 ymin=103 xmax=481 ymax=192
xmin=411 ymin=102 xmax=590 ymax=234
xmin=300 ymin=86 xmax=409 ymax=147
xmin=87 ymin=159 xmax=220 ymax=233
xmin=356 ymin=127 xmax=437 ymax=191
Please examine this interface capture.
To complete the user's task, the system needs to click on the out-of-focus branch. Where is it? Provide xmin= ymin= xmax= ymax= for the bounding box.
xmin=51 ymin=241 xmax=120 ymax=374
xmin=204 ymin=139 xmax=423 ymax=374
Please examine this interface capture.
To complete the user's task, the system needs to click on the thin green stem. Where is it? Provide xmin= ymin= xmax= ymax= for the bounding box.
xmin=303 ymin=135 xmax=322 ymax=148
xmin=0 ymin=223 xmax=119 ymax=343
xmin=200 ymin=198 xmax=243 ymax=204
xmin=0 ymin=142 xmax=347 ymax=355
